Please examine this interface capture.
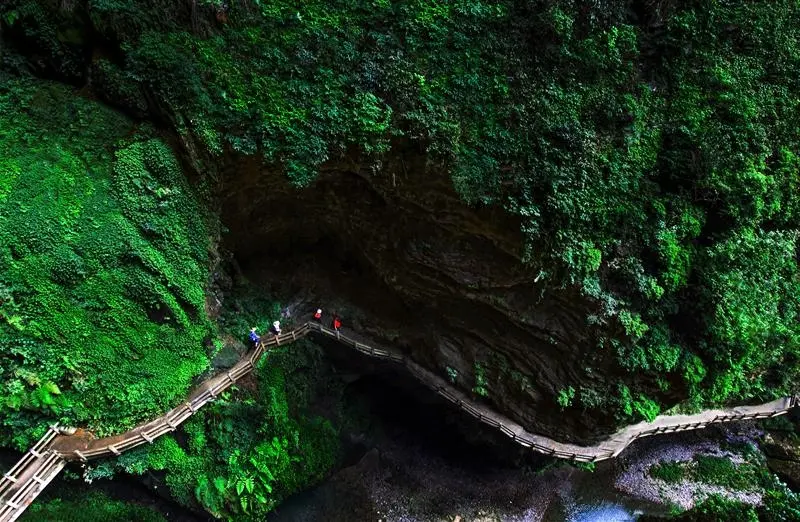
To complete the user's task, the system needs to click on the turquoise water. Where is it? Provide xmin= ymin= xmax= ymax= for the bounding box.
xmin=546 ymin=460 xmax=669 ymax=521
xmin=568 ymin=503 xmax=640 ymax=521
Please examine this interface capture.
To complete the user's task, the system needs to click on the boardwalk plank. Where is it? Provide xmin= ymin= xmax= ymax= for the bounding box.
xmin=2 ymin=322 xmax=797 ymax=522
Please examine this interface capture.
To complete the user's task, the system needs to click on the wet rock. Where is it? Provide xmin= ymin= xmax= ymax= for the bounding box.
xmin=767 ymin=459 xmax=800 ymax=491
xmin=268 ymin=448 xmax=382 ymax=522
xmin=210 ymin=335 xmax=245 ymax=369
xmin=217 ymin=150 xmax=656 ymax=444
xmin=762 ymin=432 xmax=800 ymax=491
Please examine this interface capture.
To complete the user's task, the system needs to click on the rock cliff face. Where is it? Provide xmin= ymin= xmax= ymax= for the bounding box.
xmin=763 ymin=416 xmax=800 ymax=491
xmin=218 ymin=147 xmax=623 ymax=443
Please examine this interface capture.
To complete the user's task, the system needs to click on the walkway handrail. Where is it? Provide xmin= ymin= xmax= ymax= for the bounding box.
xmin=47 ymin=327 xmax=311 ymax=461
xmin=0 ymin=424 xmax=66 ymax=522
xmin=305 ymin=322 xmax=798 ymax=462
xmin=0 ymin=426 xmax=58 ymax=500
xmin=1 ymin=320 xmax=797 ymax=521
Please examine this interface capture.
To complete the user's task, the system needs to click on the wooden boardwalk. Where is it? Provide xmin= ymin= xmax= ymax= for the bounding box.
xmin=0 ymin=427 xmax=66 ymax=522
xmin=308 ymin=323 xmax=798 ymax=461
xmin=1 ymin=321 xmax=797 ymax=521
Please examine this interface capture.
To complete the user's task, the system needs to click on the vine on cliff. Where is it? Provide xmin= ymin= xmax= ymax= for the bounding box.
xmin=1 ymin=0 xmax=798 ymax=421
xmin=0 ymin=77 xmax=216 ymax=446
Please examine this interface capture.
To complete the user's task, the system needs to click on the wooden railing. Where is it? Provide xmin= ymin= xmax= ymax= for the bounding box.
xmin=1 ymin=321 xmax=797 ymax=521
xmin=305 ymin=322 xmax=798 ymax=462
xmin=0 ymin=427 xmax=66 ymax=522
xmin=48 ymin=325 xmax=312 ymax=461
xmin=0 ymin=326 xmax=311 ymax=522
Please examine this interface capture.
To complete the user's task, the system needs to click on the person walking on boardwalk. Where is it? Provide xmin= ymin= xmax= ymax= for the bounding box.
xmin=269 ymin=320 xmax=282 ymax=337
xmin=249 ymin=327 xmax=260 ymax=345
xmin=332 ymin=314 xmax=342 ymax=331
xmin=313 ymin=308 xmax=323 ymax=322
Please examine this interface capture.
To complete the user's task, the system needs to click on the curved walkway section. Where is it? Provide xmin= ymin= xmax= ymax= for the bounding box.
xmin=307 ymin=322 xmax=799 ymax=461
xmin=1 ymin=321 xmax=797 ymax=521
xmin=0 ymin=326 xmax=309 ymax=522
xmin=48 ymin=325 xmax=310 ymax=461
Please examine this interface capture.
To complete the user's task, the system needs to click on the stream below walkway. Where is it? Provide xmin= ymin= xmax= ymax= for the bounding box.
xmin=6 ymin=342 xmax=788 ymax=521
xmin=264 ymin=371 xmax=713 ymax=522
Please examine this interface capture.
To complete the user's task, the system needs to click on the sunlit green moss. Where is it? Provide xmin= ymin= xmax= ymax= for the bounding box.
xmin=0 ymin=78 xmax=215 ymax=446
xmin=22 ymin=492 xmax=166 ymax=522
xmin=2 ymin=0 xmax=798 ymax=423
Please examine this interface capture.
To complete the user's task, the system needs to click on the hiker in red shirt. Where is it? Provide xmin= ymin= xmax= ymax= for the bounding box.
xmin=332 ymin=315 xmax=342 ymax=331
xmin=313 ymin=308 xmax=322 ymax=322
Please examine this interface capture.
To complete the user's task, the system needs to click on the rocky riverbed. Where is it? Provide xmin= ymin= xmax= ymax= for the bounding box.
xmin=11 ymin=399 xmax=795 ymax=522
xmin=265 ymin=375 xmax=798 ymax=522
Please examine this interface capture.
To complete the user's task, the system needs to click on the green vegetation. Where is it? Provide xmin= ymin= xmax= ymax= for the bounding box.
xmin=649 ymin=460 xmax=685 ymax=484
xmin=693 ymin=455 xmax=765 ymax=490
xmin=87 ymin=344 xmax=340 ymax=520
xmin=557 ymin=386 xmax=575 ymax=409
xmin=648 ymin=453 xmax=800 ymax=521
xmin=83 ymin=292 xmax=342 ymax=520
xmin=2 ymin=0 xmax=797 ymax=419
xmin=679 ymin=495 xmax=759 ymax=522
xmin=21 ymin=492 xmax=165 ymax=522
xmin=0 ymin=73 xmax=340 ymax=520
xmin=649 ymin=454 xmax=772 ymax=491
xmin=675 ymin=485 xmax=800 ymax=522
xmin=0 ymin=1 xmax=799 ymax=517
xmin=472 ymin=362 xmax=488 ymax=398
xmin=0 ymin=77 xmax=216 ymax=447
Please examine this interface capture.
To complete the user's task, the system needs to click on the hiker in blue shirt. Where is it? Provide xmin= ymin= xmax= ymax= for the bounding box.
xmin=249 ymin=327 xmax=260 ymax=345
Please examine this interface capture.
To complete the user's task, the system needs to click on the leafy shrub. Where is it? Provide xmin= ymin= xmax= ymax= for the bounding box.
xmin=557 ymin=386 xmax=575 ymax=409
xmin=0 ymin=77 xmax=215 ymax=444
xmin=693 ymin=456 xmax=765 ymax=491
xmin=472 ymin=362 xmax=488 ymax=398
xmin=649 ymin=461 xmax=686 ymax=484
xmin=23 ymin=492 xmax=166 ymax=522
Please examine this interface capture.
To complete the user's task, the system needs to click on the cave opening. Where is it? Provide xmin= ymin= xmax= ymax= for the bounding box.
xmin=340 ymin=370 xmax=538 ymax=472
xmin=317 ymin=338 xmax=543 ymax=474
xmin=228 ymin=218 xmax=417 ymax=334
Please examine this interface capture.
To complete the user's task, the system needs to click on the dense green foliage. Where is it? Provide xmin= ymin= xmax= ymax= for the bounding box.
xmin=83 ymin=292 xmax=341 ymax=520
xmin=2 ymin=0 xmax=797 ymax=416
xmin=675 ymin=487 xmax=800 ymax=522
xmin=21 ymin=492 xmax=165 ymax=522
xmin=649 ymin=460 xmax=684 ymax=484
xmin=647 ymin=452 xmax=800 ymax=521
xmin=0 ymin=2 xmax=797 ymax=517
xmin=649 ymin=454 xmax=769 ymax=490
xmin=0 ymin=77 xmax=215 ymax=446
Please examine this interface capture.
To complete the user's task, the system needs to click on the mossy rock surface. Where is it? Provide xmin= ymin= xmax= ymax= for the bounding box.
xmin=0 ymin=77 xmax=216 ymax=446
